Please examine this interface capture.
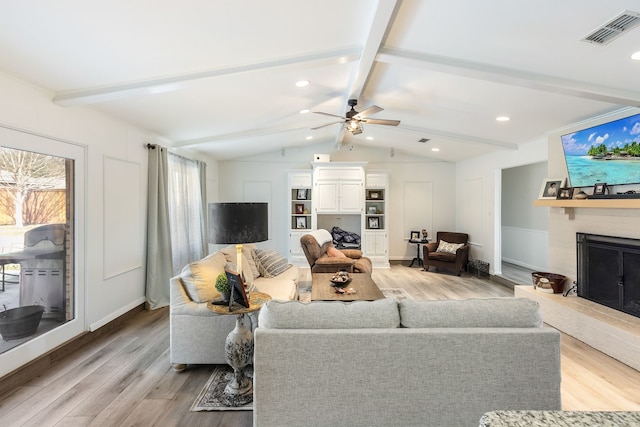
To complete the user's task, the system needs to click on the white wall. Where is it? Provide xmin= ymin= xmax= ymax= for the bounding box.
xmin=216 ymin=143 xmax=457 ymax=262
xmin=455 ymin=138 xmax=549 ymax=274
xmin=0 ymin=73 xmax=169 ymax=376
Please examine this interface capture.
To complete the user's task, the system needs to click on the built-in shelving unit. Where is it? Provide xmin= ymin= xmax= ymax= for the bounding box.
xmin=288 ymin=171 xmax=313 ymax=265
xmin=364 ymin=172 xmax=389 ymax=268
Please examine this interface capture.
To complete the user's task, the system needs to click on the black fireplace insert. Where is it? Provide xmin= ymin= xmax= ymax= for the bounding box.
xmin=577 ymin=233 xmax=640 ymax=319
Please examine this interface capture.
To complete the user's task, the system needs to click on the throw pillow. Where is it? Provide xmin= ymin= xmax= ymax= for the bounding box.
xmin=327 ymin=246 xmax=348 ymax=258
xmin=179 ymin=252 xmax=226 ymax=303
xmin=254 ymin=248 xmax=292 ymax=278
xmin=436 ymin=240 xmax=464 ymax=254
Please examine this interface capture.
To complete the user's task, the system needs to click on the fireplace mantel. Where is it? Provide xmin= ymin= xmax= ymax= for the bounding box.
xmin=533 ymin=198 xmax=640 ymax=218
xmin=533 ymin=199 xmax=640 ymax=209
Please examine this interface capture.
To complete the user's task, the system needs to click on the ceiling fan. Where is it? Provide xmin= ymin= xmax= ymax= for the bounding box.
xmin=311 ymin=99 xmax=400 ymax=135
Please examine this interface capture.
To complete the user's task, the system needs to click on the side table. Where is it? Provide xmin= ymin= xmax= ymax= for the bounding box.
xmin=408 ymin=239 xmax=429 ymax=268
xmin=207 ymin=291 xmax=271 ymax=407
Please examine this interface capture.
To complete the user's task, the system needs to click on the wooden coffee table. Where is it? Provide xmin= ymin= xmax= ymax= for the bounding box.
xmin=311 ymin=273 xmax=384 ymax=301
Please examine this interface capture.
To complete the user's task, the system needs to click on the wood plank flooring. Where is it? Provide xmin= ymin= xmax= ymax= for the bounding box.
xmin=0 ymin=264 xmax=638 ymax=426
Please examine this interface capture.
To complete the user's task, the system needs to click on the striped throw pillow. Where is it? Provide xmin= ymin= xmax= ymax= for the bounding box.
xmin=254 ymin=249 xmax=292 ymax=278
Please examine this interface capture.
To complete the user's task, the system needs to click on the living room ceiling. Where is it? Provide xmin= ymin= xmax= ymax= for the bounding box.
xmin=1 ymin=1 xmax=639 ymax=162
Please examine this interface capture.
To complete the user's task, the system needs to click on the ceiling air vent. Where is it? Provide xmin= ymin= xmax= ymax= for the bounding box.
xmin=581 ymin=10 xmax=640 ymax=45
xmin=418 ymin=138 xmax=430 ymax=143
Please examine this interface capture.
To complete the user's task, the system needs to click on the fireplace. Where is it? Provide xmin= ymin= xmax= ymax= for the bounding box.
xmin=577 ymin=233 xmax=640 ymax=319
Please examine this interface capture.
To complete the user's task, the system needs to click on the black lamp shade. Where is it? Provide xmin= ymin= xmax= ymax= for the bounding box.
xmin=209 ymin=202 xmax=268 ymax=244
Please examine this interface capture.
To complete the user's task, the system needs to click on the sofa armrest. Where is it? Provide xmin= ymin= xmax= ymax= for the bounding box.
xmin=340 ymin=249 xmax=362 ymax=259
xmin=170 ymin=276 xmax=221 ymax=317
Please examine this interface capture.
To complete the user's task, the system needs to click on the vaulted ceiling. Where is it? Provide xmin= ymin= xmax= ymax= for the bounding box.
xmin=1 ymin=1 xmax=639 ymax=162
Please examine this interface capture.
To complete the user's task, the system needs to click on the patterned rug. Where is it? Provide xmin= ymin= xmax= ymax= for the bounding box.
xmin=379 ymin=288 xmax=413 ymax=300
xmin=190 ymin=365 xmax=253 ymax=411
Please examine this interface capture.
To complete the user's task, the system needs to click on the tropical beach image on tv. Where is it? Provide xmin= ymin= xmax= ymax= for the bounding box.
xmin=561 ymin=113 xmax=640 ymax=188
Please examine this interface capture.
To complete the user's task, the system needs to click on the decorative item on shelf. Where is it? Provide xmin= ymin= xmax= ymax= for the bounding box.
xmin=538 ymin=178 xmax=565 ymax=199
xmin=368 ymin=216 xmax=380 ymax=229
xmin=410 ymin=230 xmax=420 ymax=241
xmin=574 ymin=190 xmax=588 ymax=199
xmin=367 ymin=190 xmax=381 ymax=200
xmin=296 ymin=216 xmax=307 ymax=229
xmin=209 ymin=202 xmax=268 ymax=292
xmin=592 ymin=182 xmax=608 ymax=196
xmin=215 ymin=273 xmax=231 ymax=302
xmin=296 ymin=189 xmax=308 ymax=200
xmin=295 ymin=203 xmax=304 ymax=214
xmin=557 ymin=187 xmax=574 ymax=200
xmin=303 ymin=208 xmax=309 ymax=214
xmin=369 ymin=206 xmax=377 ymax=214
xmin=421 ymin=229 xmax=428 ymax=241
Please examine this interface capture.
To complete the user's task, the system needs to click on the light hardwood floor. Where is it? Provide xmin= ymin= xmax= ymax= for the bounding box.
xmin=0 ymin=264 xmax=638 ymax=426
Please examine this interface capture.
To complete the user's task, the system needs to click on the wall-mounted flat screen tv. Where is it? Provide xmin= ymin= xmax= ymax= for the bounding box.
xmin=561 ymin=112 xmax=640 ymax=188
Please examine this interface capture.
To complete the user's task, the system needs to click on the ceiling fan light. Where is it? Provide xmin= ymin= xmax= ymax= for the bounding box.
xmin=349 ymin=119 xmax=359 ymax=130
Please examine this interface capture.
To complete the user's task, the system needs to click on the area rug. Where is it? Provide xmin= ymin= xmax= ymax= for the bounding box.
xmin=190 ymin=365 xmax=253 ymax=411
xmin=380 ymin=288 xmax=413 ymax=300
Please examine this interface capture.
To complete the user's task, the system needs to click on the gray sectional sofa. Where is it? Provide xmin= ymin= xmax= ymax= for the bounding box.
xmin=253 ymin=297 xmax=561 ymax=427
xmin=169 ymin=244 xmax=298 ymax=370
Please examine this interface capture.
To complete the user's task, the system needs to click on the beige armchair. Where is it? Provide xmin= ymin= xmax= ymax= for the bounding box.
xmin=300 ymin=229 xmax=372 ymax=275
xmin=423 ymin=231 xmax=470 ymax=276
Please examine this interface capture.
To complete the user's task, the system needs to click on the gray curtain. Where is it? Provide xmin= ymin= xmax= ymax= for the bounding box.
xmin=198 ymin=160 xmax=208 ymax=257
xmin=145 ymin=145 xmax=173 ymax=309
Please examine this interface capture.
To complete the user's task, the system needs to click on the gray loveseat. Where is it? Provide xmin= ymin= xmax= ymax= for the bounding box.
xmin=170 ymin=244 xmax=298 ymax=371
xmin=254 ymin=297 xmax=561 ymax=427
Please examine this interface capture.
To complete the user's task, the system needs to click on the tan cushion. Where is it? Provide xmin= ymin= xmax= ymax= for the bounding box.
xmin=327 ymin=246 xmax=347 ymax=258
xmin=436 ymin=240 xmax=464 ymax=254
xmin=179 ymin=252 xmax=226 ymax=303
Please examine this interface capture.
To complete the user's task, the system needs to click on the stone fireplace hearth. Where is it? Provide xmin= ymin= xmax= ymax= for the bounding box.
xmin=514 ymin=285 xmax=640 ymax=372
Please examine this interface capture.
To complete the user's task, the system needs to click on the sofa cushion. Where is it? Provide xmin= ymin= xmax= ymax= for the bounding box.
xmin=254 ymin=249 xmax=292 ymax=278
xmin=179 ymin=252 xmax=227 ymax=303
xmin=258 ymin=299 xmax=400 ymax=329
xmin=254 ymin=266 xmax=299 ymax=301
xmin=399 ymin=298 xmax=543 ymax=328
xmin=436 ymin=240 xmax=464 ymax=254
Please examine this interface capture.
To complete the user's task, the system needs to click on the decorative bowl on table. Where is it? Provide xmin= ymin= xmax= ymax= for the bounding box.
xmin=330 ymin=271 xmax=351 ymax=288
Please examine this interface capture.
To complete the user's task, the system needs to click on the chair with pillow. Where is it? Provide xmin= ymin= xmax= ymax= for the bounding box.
xmin=300 ymin=229 xmax=372 ymax=275
xmin=422 ymin=231 xmax=470 ymax=276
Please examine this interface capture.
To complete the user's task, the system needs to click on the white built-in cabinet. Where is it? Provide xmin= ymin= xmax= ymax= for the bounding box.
xmin=287 ymin=171 xmax=313 ymax=265
xmin=287 ymin=164 xmax=389 ymax=268
xmin=363 ymin=172 xmax=389 ymax=267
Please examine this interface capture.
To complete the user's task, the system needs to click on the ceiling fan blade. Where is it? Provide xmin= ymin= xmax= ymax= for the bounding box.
xmin=354 ymin=105 xmax=383 ymax=119
xmin=313 ymin=111 xmax=346 ymax=119
xmin=361 ymin=118 xmax=401 ymax=126
xmin=311 ymin=121 xmax=343 ymax=130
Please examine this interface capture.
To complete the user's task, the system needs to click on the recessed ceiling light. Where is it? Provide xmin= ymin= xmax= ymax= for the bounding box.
xmin=631 ymin=51 xmax=640 ymax=61
xmin=305 ymin=136 xmax=313 ymax=140
xmin=366 ymin=136 xmax=373 ymax=140
xmin=296 ymin=80 xmax=310 ymax=87
xmin=496 ymin=116 xmax=510 ymax=122
xmin=299 ymin=109 xmax=310 ymax=114
xmin=432 ymin=148 xmax=440 ymax=152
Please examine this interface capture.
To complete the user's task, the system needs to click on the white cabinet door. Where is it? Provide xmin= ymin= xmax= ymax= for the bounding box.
xmin=364 ymin=231 xmax=387 ymax=256
xmin=339 ymin=182 xmax=363 ymax=212
xmin=315 ymin=182 xmax=339 ymax=212
xmin=315 ymin=181 xmax=362 ymax=213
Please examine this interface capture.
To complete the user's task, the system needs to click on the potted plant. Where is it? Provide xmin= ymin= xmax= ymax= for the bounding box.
xmin=215 ymin=273 xmax=231 ymax=301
